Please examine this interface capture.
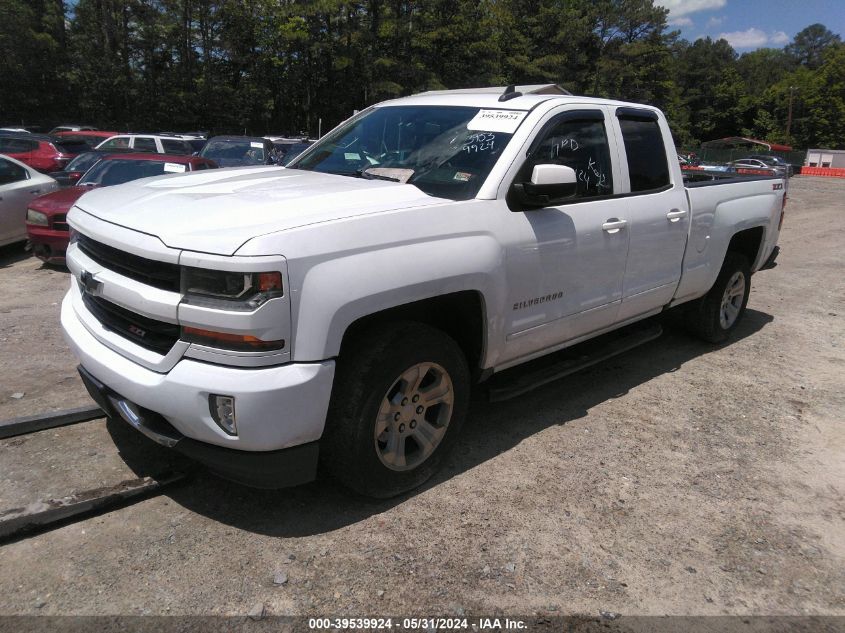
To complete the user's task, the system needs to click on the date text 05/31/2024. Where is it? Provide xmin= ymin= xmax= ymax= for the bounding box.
xmin=308 ymin=617 xmax=528 ymax=630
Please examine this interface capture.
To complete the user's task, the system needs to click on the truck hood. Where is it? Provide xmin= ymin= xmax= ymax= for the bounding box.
xmin=72 ymin=166 xmax=445 ymax=255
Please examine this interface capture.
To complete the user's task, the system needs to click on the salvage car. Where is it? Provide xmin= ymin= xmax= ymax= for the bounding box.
xmin=96 ymin=134 xmax=194 ymax=155
xmin=0 ymin=154 xmax=59 ymax=248
xmin=27 ymin=153 xmax=216 ymax=264
xmin=60 ymin=87 xmax=784 ymax=497
xmin=0 ymin=133 xmax=90 ymax=173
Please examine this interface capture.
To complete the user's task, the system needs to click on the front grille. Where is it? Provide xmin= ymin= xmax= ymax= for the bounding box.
xmin=52 ymin=214 xmax=69 ymax=232
xmin=81 ymin=292 xmax=179 ymax=355
xmin=77 ymin=234 xmax=180 ymax=292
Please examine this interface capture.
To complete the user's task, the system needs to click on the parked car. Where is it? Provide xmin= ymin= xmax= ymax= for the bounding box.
xmin=199 ymin=136 xmax=276 ymax=167
xmin=747 ymin=154 xmax=794 ymax=177
xmin=0 ymin=127 xmax=30 ymax=133
xmin=60 ymin=87 xmax=785 ymax=496
xmin=48 ymin=149 xmax=139 ymax=187
xmin=0 ymin=155 xmax=59 ymax=248
xmin=27 ymin=153 xmax=217 ymax=264
xmin=728 ymin=158 xmax=781 ymax=176
xmin=49 ymin=125 xmax=98 ymax=134
xmin=0 ymin=133 xmax=90 ymax=173
xmin=95 ymin=134 xmax=194 ymax=155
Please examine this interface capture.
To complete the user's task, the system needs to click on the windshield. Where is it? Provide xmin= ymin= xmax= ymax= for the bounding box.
xmin=65 ymin=152 xmax=102 ymax=174
xmin=79 ymin=159 xmax=188 ymax=186
xmin=279 ymin=143 xmax=312 ymax=166
xmin=200 ymin=139 xmax=266 ymax=166
xmin=288 ymin=106 xmax=519 ymax=200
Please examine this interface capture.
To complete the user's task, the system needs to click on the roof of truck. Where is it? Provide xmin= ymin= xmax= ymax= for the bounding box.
xmin=384 ymin=86 xmax=652 ymax=111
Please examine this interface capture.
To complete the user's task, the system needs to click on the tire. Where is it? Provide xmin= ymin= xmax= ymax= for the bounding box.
xmin=686 ymin=252 xmax=751 ymax=343
xmin=321 ymin=321 xmax=470 ymax=498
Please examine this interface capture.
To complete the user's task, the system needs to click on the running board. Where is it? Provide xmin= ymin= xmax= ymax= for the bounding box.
xmin=487 ymin=322 xmax=663 ymax=402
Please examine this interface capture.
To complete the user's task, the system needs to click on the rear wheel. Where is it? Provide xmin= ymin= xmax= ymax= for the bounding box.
xmin=321 ymin=321 xmax=470 ymax=498
xmin=686 ymin=252 xmax=751 ymax=343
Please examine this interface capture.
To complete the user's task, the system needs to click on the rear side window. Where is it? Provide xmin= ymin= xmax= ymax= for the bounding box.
xmin=517 ymin=112 xmax=614 ymax=200
xmin=162 ymin=139 xmax=191 ymax=154
xmin=0 ymin=157 xmax=28 ymax=184
xmin=618 ymin=115 xmax=670 ymax=192
xmin=99 ymin=137 xmax=130 ymax=150
xmin=0 ymin=138 xmax=37 ymax=153
xmin=134 ymin=137 xmax=158 ymax=152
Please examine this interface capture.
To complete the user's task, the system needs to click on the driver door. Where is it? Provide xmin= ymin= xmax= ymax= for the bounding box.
xmin=498 ymin=107 xmax=631 ymax=364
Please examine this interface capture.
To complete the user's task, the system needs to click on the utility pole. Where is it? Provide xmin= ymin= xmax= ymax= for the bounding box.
xmin=786 ymin=86 xmax=796 ymax=141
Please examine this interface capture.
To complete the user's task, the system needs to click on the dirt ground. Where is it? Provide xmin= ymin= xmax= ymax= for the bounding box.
xmin=0 ymin=177 xmax=843 ymax=621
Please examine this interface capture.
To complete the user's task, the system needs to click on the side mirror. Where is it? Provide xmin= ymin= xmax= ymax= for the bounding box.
xmin=511 ymin=164 xmax=578 ymax=209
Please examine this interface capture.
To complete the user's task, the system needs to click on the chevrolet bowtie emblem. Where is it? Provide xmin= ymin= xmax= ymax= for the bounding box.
xmin=80 ymin=270 xmax=103 ymax=296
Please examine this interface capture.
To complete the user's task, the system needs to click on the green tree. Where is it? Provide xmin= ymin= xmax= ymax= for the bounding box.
xmin=786 ymin=23 xmax=841 ymax=69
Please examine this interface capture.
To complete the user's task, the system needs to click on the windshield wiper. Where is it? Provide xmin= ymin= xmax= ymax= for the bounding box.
xmin=354 ymin=168 xmax=401 ymax=182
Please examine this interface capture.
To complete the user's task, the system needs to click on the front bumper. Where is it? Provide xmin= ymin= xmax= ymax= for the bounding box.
xmin=61 ymin=289 xmax=335 ymax=454
xmin=78 ymin=366 xmax=319 ymax=488
xmin=27 ymin=225 xmax=69 ymax=263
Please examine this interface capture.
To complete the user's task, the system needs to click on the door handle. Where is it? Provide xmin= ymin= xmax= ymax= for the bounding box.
xmin=602 ymin=219 xmax=628 ymax=233
xmin=666 ymin=208 xmax=687 ymax=222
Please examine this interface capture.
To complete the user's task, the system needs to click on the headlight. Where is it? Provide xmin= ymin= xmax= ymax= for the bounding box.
xmin=181 ymin=267 xmax=283 ymax=308
xmin=26 ymin=209 xmax=48 ymax=226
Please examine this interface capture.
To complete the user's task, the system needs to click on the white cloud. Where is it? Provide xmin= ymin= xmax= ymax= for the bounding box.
xmin=770 ymin=30 xmax=790 ymax=45
xmin=719 ymin=27 xmax=768 ymax=48
xmin=706 ymin=16 xmax=724 ymax=28
xmin=718 ymin=27 xmax=793 ymax=49
xmin=668 ymin=17 xmax=694 ymax=27
xmin=655 ymin=0 xmax=727 ymax=18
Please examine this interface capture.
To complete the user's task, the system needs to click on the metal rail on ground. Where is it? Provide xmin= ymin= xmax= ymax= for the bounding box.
xmin=0 ymin=405 xmax=103 ymax=439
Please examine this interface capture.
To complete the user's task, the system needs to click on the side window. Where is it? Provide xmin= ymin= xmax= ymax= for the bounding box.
xmin=618 ymin=116 xmax=670 ymax=192
xmin=100 ymin=137 xmax=130 ymax=149
xmin=162 ymin=139 xmax=190 ymax=154
xmin=134 ymin=137 xmax=158 ymax=152
xmin=0 ymin=157 xmax=28 ymax=185
xmin=518 ymin=113 xmax=613 ymax=199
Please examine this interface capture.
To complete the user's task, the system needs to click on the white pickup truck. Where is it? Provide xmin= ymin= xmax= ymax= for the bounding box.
xmin=61 ymin=86 xmax=784 ymax=497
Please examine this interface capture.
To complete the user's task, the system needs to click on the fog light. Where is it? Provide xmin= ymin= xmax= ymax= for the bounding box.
xmin=209 ymin=394 xmax=237 ymax=435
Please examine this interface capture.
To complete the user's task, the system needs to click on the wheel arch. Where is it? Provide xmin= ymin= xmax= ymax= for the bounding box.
xmin=336 ymin=291 xmax=488 ymax=380
xmin=727 ymin=225 xmax=765 ymax=270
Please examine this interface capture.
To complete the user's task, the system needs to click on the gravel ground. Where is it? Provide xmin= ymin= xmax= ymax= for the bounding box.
xmin=0 ymin=177 xmax=842 ymax=621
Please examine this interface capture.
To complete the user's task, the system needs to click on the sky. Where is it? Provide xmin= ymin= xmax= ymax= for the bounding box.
xmin=654 ymin=0 xmax=845 ymax=51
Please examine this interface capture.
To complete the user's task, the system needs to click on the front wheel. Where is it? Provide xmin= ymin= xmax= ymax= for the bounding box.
xmin=321 ymin=322 xmax=470 ymax=498
xmin=686 ymin=252 xmax=751 ymax=343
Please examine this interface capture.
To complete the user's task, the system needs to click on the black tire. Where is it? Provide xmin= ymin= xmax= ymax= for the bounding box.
xmin=686 ymin=252 xmax=751 ymax=343
xmin=321 ymin=321 xmax=470 ymax=498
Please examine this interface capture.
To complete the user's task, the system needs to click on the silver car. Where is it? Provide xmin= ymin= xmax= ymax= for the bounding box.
xmin=0 ymin=154 xmax=58 ymax=248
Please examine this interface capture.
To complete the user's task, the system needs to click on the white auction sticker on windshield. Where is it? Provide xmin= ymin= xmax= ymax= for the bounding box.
xmin=250 ymin=142 xmax=263 ymax=148
xmin=466 ymin=109 xmax=527 ymax=133
xmin=163 ymin=162 xmax=186 ymax=173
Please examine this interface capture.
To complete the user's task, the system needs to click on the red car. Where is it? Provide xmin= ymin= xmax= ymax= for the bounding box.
xmin=26 ymin=153 xmax=217 ymax=264
xmin=0 ymin=133 xmax=91 ymax=173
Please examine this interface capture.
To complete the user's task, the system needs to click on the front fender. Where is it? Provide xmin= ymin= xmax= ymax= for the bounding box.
xmin=289 ymin=235 xmax=505 ymax=363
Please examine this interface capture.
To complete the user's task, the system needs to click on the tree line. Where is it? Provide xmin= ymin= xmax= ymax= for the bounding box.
xmin=1 ymin=0 xmax=843 ymax=149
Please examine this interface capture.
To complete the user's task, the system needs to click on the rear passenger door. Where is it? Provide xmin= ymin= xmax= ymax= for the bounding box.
xmin=612 ymin=108 xmax=689 ymax=320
